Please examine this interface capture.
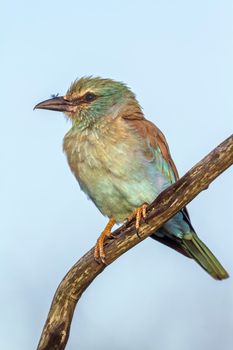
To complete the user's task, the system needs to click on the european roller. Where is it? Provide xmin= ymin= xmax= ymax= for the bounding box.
xmin=34 ymin=76 xmax=228 ymax=280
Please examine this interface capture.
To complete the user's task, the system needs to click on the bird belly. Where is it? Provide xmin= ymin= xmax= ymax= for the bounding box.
xmin=75 ymin=155 xmax=162 ymax=223
xmin=64 ymin=128 xmax=166 ymax=222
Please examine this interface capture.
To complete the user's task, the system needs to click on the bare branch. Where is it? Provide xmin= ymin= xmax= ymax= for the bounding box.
xmin=37 ymin=135 xmax=233 ymax=350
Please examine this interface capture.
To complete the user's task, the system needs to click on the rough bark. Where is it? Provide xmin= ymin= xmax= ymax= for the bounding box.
xmin=37 ymin=134 xmax=233 ymax=350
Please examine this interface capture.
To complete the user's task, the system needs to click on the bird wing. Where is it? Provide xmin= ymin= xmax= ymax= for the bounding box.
xmin=122 ymin=114 xmax=179 ymax=184
xmin=122 ymin=114 xmax=194 ymax=257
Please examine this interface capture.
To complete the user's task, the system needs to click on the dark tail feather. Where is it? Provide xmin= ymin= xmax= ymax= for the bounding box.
xmin=151 ymin=233 xmax=191 ymax=258
xmin=182 ymin=233 xmax=229 ymax=280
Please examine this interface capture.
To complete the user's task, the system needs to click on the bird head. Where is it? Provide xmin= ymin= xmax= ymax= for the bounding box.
xmin=34 ymin=76 xmax=141 ymax=128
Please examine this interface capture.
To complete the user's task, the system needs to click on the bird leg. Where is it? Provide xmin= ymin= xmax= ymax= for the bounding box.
xmin=127 ymin=203 xmax=148 ymax=237
xmin=94 ymin=218 xmax=116 ymax=264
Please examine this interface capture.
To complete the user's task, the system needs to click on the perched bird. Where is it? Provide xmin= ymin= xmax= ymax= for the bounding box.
xmin=34 ymin=76 xmax=228 ymax=280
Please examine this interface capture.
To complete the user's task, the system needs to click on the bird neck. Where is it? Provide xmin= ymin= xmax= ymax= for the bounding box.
xmin=71 ymin=99 xmax=143 ymax=131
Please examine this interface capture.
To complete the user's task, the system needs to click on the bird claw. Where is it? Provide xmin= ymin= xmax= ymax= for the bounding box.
xmin=107 ymin=232 xmax=117 ymax=240
xmin=94 ymin=254 xmax=107 ymax=266
xmin=94 ymin=218 xmax=116 ymax=265
xmin=127 ymin=203 xmax=149 ymax=238
xmin=94 ymin=237 xmax=108 ymax=265
xmin=136 ymin=228 xmax=141 ymax=239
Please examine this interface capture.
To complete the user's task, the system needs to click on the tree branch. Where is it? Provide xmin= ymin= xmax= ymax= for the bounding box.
xmin=37 ymin=135 xmax=233 ymax=350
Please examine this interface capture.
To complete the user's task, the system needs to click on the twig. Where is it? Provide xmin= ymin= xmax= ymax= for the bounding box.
xmin=37 ymin=135 xmax=233 ymax=350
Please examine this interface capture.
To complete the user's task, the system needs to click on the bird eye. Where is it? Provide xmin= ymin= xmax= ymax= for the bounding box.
xmin=84 ymin=92 xmax=96 ymax=102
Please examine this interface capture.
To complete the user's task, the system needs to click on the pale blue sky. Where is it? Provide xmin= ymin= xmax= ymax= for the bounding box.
xmin=1 ymin=1 xmax=233 ymax=349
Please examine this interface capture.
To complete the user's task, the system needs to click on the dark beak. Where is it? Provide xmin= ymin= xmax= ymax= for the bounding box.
xmin=34 ymin=96 xmax=76 ymax=113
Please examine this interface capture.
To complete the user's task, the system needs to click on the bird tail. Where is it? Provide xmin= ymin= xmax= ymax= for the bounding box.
xmin=182 ymin=233 xmax=229 ymax=280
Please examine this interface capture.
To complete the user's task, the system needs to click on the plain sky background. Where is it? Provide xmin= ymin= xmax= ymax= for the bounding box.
xmin=1 ymin=1 xmax=233 ymax=349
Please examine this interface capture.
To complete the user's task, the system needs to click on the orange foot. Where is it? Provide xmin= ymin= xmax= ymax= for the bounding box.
xmin=94 ymin=218 xmax=116 ymax=264
xmin=127 ymin=203 xmax=149 ymax=237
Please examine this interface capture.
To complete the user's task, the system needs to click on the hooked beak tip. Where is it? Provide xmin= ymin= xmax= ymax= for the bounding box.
xmin=33 ymin=104 xmax=40 ymax=110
